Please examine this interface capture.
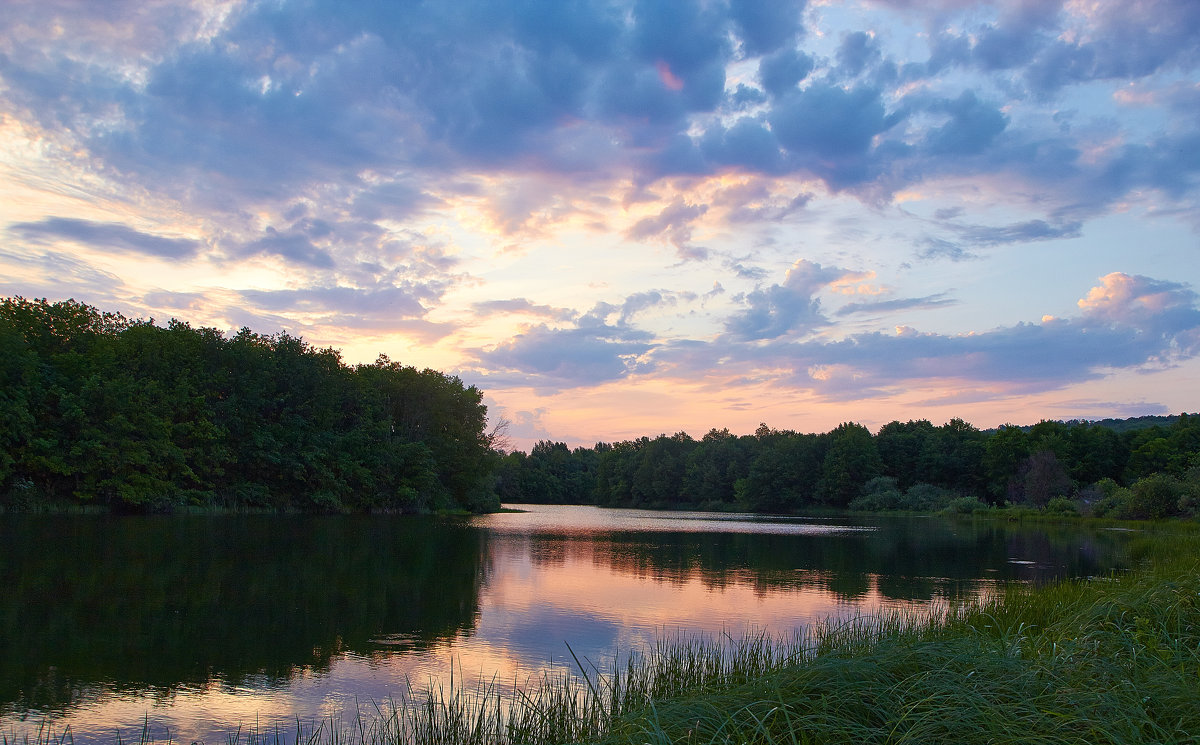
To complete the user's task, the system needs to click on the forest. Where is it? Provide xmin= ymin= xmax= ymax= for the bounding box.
xmin=3 ymin=296 xmax=1197 ymax=517
xmin=0 ymin=297 xmax=498 ymax=513
xmin=495 ymin=416 xmax=1200 ymax=520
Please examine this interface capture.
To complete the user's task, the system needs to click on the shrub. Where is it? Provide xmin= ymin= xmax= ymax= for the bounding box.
xmin=1124 ymin=474 xmax=1181 ymax=519
xmin=1044 ymin=496 xmax=1078 ymax=516
xmin=849 ymin=476 xmax=904 ymax=511
xmin=902 ymin=482 xmax=955 ymax=510
xmin=943 ymin=495 xmax=989 ymax=514
xmin=1178 ymin=467 xmax=1200 ymax=517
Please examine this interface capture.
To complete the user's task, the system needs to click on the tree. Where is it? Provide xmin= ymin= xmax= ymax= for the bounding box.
xmin=875 ymin=419 xmax=935 ymax=490
xmin=0 ymin=298 xmax=499 ymax=513
xmin=983 ymin=425 xmax=1030 ymax=502
xmin=818 ymin=423 xmax=882 ymax=507
xmin=1015 ymin=450 xmax=1073 ymax=507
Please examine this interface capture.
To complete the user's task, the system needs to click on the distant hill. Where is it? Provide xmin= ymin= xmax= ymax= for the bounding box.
xmin=1051 ymin=413 xmax=1197 ymax=434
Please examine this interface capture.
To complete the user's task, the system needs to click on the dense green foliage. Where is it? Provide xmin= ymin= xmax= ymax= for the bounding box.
xmin=497 ymin=414 xmax=1200 ymax=518
xmin=0 ymin=297 xmax=498 ymax=513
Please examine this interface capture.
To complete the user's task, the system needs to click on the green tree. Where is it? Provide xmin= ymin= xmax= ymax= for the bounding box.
xmin=818 ymin=423 xmax=882 ymax=508
xmin=983 ymin=425 xmax=1030 ymax=502
xmin=875 ymin=419 xmax=935 ymax=490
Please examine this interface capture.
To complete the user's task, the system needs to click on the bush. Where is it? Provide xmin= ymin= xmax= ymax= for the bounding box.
xmin=0 ymin=477 xmax=39 ymax=511
xmin=902 ymin=482 xmax=956 ymax=510
xmin=1125 ymin=474 xmax=1181 ymax=519
xmin=1178 ymin=467 xmax=1200 ymax=517
xmin=943 ymin=495 xmax=989 ymax=514
xmin=849 ymin=476 xmax=904 ymax=511
xmin=1044 ymin=496 xmax=1078 ymax=516
xmin=1090 ymin=474 xmax=1187 ymax=520
xmin=850 ymin=479 xmax=964 ymax=513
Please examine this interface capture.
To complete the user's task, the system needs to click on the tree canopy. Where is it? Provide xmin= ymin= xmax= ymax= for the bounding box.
xmin=0 ymin=297 xmax=498 ymax=513
xmin=493 ymin=415 xmax=1200 ymax=518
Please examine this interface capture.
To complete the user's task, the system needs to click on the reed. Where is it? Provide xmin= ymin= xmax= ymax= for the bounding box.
xmin=7 ymin=529 xmax=1198 ymax=745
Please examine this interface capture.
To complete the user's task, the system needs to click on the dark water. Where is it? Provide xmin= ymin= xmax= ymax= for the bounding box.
xmin=0 ymin=505 xmax=1135 ymax=742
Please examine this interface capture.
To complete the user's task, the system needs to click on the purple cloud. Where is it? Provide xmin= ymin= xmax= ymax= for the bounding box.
xmin=720 ymin=272 xmax=1200 ymax=399
xmin=725 ymin=260 xmax=848 ymax=341
xmin=472 ymin=322 xmax=654 ymax=389
xmin=10 ymin=217 xmax=201 ymax=259
xmin=625 ymin=200 xmax=710 ymax=260
xmin=472 ymin=299 xmax=578 ymax=323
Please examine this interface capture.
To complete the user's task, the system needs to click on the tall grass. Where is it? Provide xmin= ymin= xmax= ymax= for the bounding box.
xmin=8 ymin=528 xmax=1199 ymax=745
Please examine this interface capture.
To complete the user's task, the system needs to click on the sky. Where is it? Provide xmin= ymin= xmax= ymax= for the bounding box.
xmin=1 ymin=0 xmax=1198 ymax=450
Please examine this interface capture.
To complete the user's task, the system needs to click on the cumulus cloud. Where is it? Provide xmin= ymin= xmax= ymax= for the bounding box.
xmin=704 ymin=272 xmax=1200 ymax=400
xmin=1078 ymin=272 xmax=1200 ymax=351
xmin=758 ymin=47 xmax=814 ymax=98
xmin=923 ymin=91 xmax=1008 ymax=156
xmin=472 ymin=323 xmax=654 ymax=390
xmin=3 ymin=0 xmax=1200 ymax=424
xmin=239 ymin=228 xmax=334 ymax=268
xmin=464 ymin=288 xmax=702 ymax=390
xmin=3 ymin=0 xmax=1197 ymax=225
xmin=625 ymin=199 xmax=710 ymax=260
xmin=724 ymin=259 xmax=849 ymax=341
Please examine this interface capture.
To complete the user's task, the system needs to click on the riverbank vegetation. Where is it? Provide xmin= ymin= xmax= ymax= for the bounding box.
xmin=8 ymin=525 xmax=1197 ymax=745
xmin=497 ymin=415 xmax=1200 ymax=520
xmin=0 ymin=297 xmax=498 ymax=513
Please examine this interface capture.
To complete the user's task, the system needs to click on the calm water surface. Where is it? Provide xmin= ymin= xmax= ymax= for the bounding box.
xmin=0 ymin=505 xmax=1136 ymax=742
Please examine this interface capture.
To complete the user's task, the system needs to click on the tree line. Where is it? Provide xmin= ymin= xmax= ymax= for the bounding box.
xmin=0 ymin=297 xmax=498 ymax=513
xmin=495 ymin=415 xmax=1200 ymax=520
xmin=4 ymin=296 xmax=1196 ymax=518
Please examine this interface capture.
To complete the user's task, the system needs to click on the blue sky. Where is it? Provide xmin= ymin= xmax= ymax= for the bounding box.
xmin=2 ymin=0 xmax=1198 ymax=448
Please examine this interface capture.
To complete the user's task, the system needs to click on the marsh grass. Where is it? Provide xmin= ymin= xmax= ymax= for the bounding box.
xmin=8 ymin=529 xmax=1199 ymax=745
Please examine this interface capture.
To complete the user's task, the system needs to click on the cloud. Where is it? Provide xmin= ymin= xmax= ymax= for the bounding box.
xmin=951 ymin=219 xmax=1083 ymax=247
xmin=708 ymin=272 xmax=1200 ymax=400
xmin=239 ymin=228 xmax=334 ymax=268
xmin=9 ymin=217 xmax=202 ymax=259
xmin=0 ymin=244 xmax=130 ymax=308
xmin=616 ymin=290 xmax=694 ymax=323
xmin=625 ymin=199 xmax=710 ymax=260
xmin=916 ymin=237 xmax=977 ymax=262
xmin=3 ymin=0 xmax=1197 ymax=231
xmin=836 ymin=31 xmax=883 ymax=78
xmin=472 ymin=299 xmax=577 ymax=322
xmin=240 ymin=284 xmax=430 ymax=321
xmin=730 ymin=0 xmax=806 ymax=55
xmin=923 ymin=91 xmax=1008 ymax=156
xmin=724 ymin=259 xmax=848 ymax=341
xmin=835 ymin=294 xmax=957 ymax=317
xmin=1078 ymin=272 xmax=1200 ymax=348
xmin=3 ymin=0 xmax=1200 ymax=430
xmin=768 ymin=83 xmax=897 ymax=188
xmin=472 ymin=322 xmax=654 ymax=390
xmin=465 ymin=287 xmax=700 ymax=391
xmin=758 ymin=47 xmax=814 ymax=98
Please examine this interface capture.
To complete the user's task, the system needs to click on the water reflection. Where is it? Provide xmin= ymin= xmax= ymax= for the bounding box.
xmin=0 ymin=516 xmax=488 ymax=714
xmin=0 ymin=506 xmax=1133 ymax=743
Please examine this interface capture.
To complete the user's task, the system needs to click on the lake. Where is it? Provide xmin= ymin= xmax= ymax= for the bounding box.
xmin=0 ymin=505 xmax=1137 ymax=743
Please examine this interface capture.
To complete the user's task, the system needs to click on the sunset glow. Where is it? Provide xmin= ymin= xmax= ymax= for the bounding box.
xmin=2 ymin=0 xmax=1197 ymax=448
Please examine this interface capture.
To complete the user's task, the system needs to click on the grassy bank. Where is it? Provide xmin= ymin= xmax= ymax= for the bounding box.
xmin=599 ymin=533 xmax=1200 ymax=744
xmin=7 ymin=526 xmax=1198 ymax=745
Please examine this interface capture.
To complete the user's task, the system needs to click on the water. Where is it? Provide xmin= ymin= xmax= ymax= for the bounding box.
xmin=0 ymin=505 xmax=1135 ymax=743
